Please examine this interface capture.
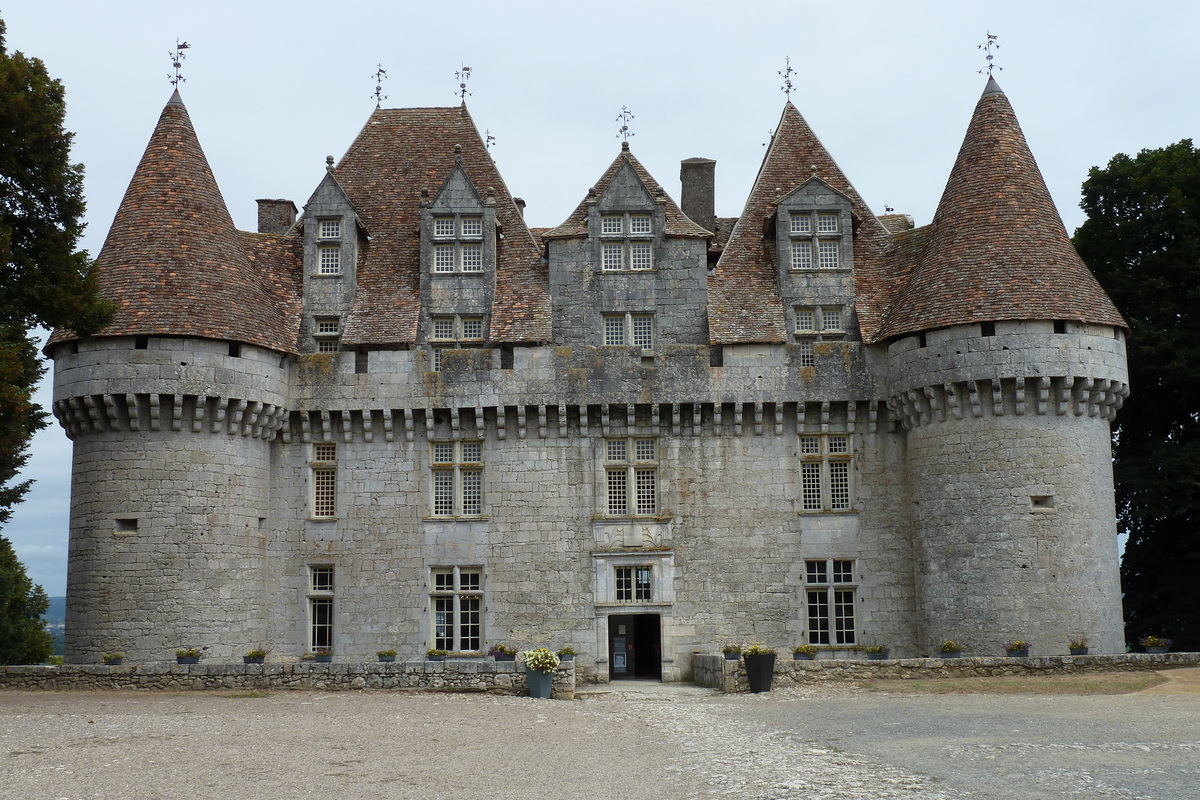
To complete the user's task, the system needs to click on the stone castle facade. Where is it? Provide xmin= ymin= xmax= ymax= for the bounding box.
xmin=50 ymin=77 xmax=1129 ymax=680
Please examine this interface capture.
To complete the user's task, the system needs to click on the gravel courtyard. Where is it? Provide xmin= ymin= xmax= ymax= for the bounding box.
xmin=2 ymin=672 xmax=1197 ymax=799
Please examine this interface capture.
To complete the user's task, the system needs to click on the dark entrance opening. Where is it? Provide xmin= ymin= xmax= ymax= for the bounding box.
xmin=608 ymin=613 xmax=662 ymax=680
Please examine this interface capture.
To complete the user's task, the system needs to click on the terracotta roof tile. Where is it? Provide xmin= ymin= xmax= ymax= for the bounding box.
xmin=875 ymin=79 xmax=1126 ymax=341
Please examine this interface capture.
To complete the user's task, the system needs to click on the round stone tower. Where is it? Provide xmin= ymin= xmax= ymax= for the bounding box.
xmin=879 ymin=79 xmax=1129 ymax=655
xmin=48 ymin=91 xmax=297 ymax=663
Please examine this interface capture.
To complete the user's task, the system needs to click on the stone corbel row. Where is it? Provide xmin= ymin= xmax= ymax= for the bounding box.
xmin=283 ymin=400 xmax=895 ymax=444
xmin=53 ymin=394 xmax=289 ymax=440
xmin=887 ymin=376 xmax=1129 ymax=430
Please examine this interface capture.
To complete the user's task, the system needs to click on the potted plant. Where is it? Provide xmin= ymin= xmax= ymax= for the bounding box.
xmin=556 ymin=647 xmax=576 ymax=662
xmin=175 ymin=646 xmax=205 ymax=665
xmin=102 ymin=652 xmax=124 ymax=666
xmin=523 ymin=647 xmax=560 ymax=699
xmin=721 ymin=643 xmax=742 ymax=661
xmin=1068 ymin=637 xmax=1089 ymax=656
xmin=1004 ymin=640 xmax=1031 ymax=658
xmin=243 ymin=648 xmax=268 ymax=665
xmin=793 ymin=644 xmax=818 ymax=660
xmin=1139 ymin=635 xmax=1173 ymax=654
xmin=312 ymin=646 xmax=333 ymax=663
xmin=488 ymin=643 xmax=517 ymax=662
xmin=426 ymin=648 xmax=448 ymax=661
xmin=741 ymin=644 xmax=776 ymax=693
xmin=377 ymin=648 xmax=397 ymax=663
xmin=938 ymin=640 xmax=962 ymax=658
xmin=864 ymin=644 xmax=890 ymax=660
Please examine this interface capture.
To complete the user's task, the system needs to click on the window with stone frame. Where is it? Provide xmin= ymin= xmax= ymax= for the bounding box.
xmin=605 ymin=437 xmax=658 ymax=516
xmin=311 ymin=443 xmax=337 ymax=519
xmin=602 ymin=313 xmax=655 ymax=352
xmin=599 ymin=212 xmax=654 ymax=271
xmin=314 ymin=316 xmax=341 ymax=353
xmin=788 ymin=211 xmax=842 ymax=271
xmin=318 ymin=218 xmax=342 ymax=240
xmin=805 ymin=559 xmax=856 ymax=645
xmin=615 ymin=565 xmax=653 ymax=602
xmin=794 ymin=306 xmax=845 ymax=367
xmin=308 ymin=565 xmax=335 ymax=651
xmin=431 ymin=214 xmax=485 ymax=274
xmin=318 ymin=244 xmax=342 ymax=275
xmin=429 ymin=314 xmax=485 ymax=371
xmin=431 ymin=567 xmax=482 ymax=652
xmin=798 ymin=433 xmax=853 ymax=512
xmin=430 ymin=441 xmax=483 ymax=517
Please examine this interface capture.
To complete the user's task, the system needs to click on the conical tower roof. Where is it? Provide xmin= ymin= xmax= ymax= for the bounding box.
xmin=74 ymin=91 xmax=299 ymax=351
xmin=877 ymin=78 xmax=1125 ymax=340
xmin=710 ymin=102 xmax=889 ymax=343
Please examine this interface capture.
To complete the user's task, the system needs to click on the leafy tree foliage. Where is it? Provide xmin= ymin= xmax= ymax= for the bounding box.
xmin=0 ymin=534 xmax=53 ymax=663
xmin=0 ymin=16 xmax=114 ymax=659
xmin=1074 ymin=139 xmax=1200 ymax=651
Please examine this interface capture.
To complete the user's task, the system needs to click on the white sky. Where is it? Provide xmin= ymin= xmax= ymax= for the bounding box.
xmin=4 ymin=0 xmax=1195 ymax=595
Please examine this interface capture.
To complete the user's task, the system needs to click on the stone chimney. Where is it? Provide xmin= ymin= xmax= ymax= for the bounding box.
xmin=256 ymin=199 xmax=298 ymax=234
xmin=514 ymin=197 xmax=526 ymax=218
xmin=679 ymin=157 xmax=716 ymax=232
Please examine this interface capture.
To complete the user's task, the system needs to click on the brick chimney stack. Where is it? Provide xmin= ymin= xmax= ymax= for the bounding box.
xmin=256 ymin=199 xmax=298 ymax=234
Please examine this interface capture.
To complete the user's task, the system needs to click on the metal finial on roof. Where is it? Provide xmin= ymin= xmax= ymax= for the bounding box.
xmin=616 ymin=106 xmax=635 ymax=141
xmin=455 ymin=65 xmax=472 ymax=100
xmin=371 ymin=64 xmax=388 ymax=106
xmin=168 ymin=39 xmax=190 ymax=87
xmin=762 ymin=128 xmax=775 ymax=148
xmin=977 ymin=31 xmax=1002 ymax=77
xmin=485 ymin=129 xmax=496 ymax=150
xmin=778 ymin=56 xmax=796 ymax=100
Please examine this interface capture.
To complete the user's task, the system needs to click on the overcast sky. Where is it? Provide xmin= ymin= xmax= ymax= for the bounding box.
xmin=5 ymin=1 xmax=1197 ymax=595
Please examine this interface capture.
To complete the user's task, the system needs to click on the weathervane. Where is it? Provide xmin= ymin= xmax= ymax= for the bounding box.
xmin=371 ymin=64 xmax=388 ymax=106
xmin=977 ymin=31 xmax=1002 ymax=77
xmin=616 ymin=106 xmax=635 ymax=141
xmin=168 ymin=39 xmax=190 ymax=87
xmin=778 ymin=57 xmax=796 ymax=99
xmin=485 ymin=129 xmax=496 ymax=150
xmin=455 ymin=65 xmax=472 ymax=100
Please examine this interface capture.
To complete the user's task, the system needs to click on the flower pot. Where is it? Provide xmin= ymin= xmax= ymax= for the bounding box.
xmin=494 ymin=654 xmax=516 ymax=662
xmin=939 ymin=651 xmax=961 ymax=659
xmin=243 ymin=656 xmax=265 ymax=664
xmin=743 ymin=652 xmax=776 ymax=693
xmin=1006 ymin=649 xmax=1029 ymax=658
xmin=558 ymin=653 xmax=575 ymax=662
xmin=1148 ymin=646 xmax=1169 ymax=654
xmin=1069 ymin=647 xmax=1089 ymax=656
xmin=378 ymin=655 xmax=396 ymax=663
xmin=314 ymin=654 xmax=333 ymax=663
xmin=176 ymin=656 xmax=199 ymax=665
xmin=723 ymin=652 xmax=740 ymax=661
xmin=867 ymin=653 xmax=888 ymax=660
xmin=526 ymin=668 xmax=554 ymax=699
xmin=427 ymin=654 xmax=445 ymax=661
xmin=793 ymin=652 xmax=815 ymax=661
xmin=104 ymin=658 xmax=124 ymax=666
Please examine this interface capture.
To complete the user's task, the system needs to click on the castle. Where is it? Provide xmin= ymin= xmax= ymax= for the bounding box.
xmin=49 ymin=76 xmax=1129 ymax=680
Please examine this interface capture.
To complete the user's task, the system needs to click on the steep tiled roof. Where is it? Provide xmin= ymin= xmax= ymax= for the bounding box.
xmin=876 ymin=79 xmax=1126 ymax=341
xmin=709 ymin=103 xmax=890 ymax=344
xmin=54 ymin=91 xmax=301 ymax=352
xmin=543 ymin=143 xmax=711 ymax=240
xmin=338 ymin=105 xmax=549 ymax=345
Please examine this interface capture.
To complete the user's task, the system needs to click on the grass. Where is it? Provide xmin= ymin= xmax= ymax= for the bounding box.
xmin=860 ymin=670 xmax=1167 ymax=695
xmin=221 ymin=691 xmax=273 ymax=699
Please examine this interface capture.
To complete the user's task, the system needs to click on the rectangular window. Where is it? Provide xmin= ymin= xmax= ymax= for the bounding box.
xmin=631 ymin=314 xmax=654 ymax=351
xmin=460 ymin=217 xmax=483 ymax=237
xmin=431 ymin=567 xmax=483 ymax=652
xmin=790 ymin=214 xmax=811 ymax=234
xmin=615 ymin=565 xmax=653 ymax=602
xmin=603 ymin=314 xmax=654 ymax=351
xmin=308 ymin=565 xmax=334 ymax=651
xmin=434 ymin=217 xmax=456 ymax=237
xmin=318 ymin=246 xmax=341 ymax=275
xmin=432 ymin=317 xmax=455 ymax=341
xmin=602 ymin=216 xmax=624 ymax=235
xmin=434 ymin=244 xmax=456 ymax=272
xmin=795 ymin=309 xmax=816 ymax=333
xmin=798 ymin=434 xmax=853 ymax=511
xmin=605 ymin=437 xmax=657 ymax=516
xmin=817 ymin=214 xmax=839 ymax=233
xmin=604 ymin=315 xmax=626 ymax=346
xmin=630 ymin=241 xmax=653 ymax=271
xmin=818 ymin=241 xmax=840 ymax=269
xmin=602 ymin=242 xmax=624 ymax=271
xmin=314 ymin=317 xmax=340 ymax=353
xmin=318 ymin=219 xmax=341 ymax=240
xmin=629 ymin=215 xmax=652 ymax=235
xmin=806 ymin=558 xmax=856 ymax=645
xmin=791 ymin=241 xmax=812 ymax=270
xmin=430 ymin=441 xmax=484 ymax=517
xmin=311 ymin=443 xmax=337 ymax=519
xmin=820 ymin=308 xmax=843 ymax=332
xmin=797 ymin=339 xmax=815 ymax=367
xmin=460 ymin=317 xmax=483 ymax=340
xmin=460 ymin=243 xmax=483 ymax=272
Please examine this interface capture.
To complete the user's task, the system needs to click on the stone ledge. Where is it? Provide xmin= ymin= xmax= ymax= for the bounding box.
xmin=0 ymin=660 xmax=574 ymax=700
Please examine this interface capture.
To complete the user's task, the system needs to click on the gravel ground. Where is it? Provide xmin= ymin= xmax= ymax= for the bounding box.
xmin=2 ymin=671 xmax=1197 ymax=799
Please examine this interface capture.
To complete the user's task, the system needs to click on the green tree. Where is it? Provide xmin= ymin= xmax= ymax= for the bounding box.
xmin=0 ymin=16 xmax=114 ymax=661
xmin=1074 ymin=139 xmax=1200 ymax=652
xmin=0 ymin=534 xmax=52 ymax=663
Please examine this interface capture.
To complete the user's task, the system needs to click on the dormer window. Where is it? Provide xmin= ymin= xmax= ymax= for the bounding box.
xmin=314 ymin=317 xmax=341 ymax=352
xmin=318 ymin=219 xmax=342 ymax=240
xmin=431 ymin=215 xmax=485 ymax=274
xmin=318 ymin=245 xmax=342 ymax=275
xmin=788 ymin=211 xmax=844 ymax=271
xmin=599 ymin=213 xmax=654 ymax=272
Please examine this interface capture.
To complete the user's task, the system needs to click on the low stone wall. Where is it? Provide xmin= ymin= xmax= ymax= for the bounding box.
xmin=695 ymin=652 xmax=1200 ymax=693
xmin=0 ymin=660 xmax=576 ymax=699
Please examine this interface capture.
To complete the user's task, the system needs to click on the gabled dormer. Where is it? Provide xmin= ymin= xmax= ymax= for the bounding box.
xmin=591 ymin=157 xmax=663 ymax=274
xmin=418 ymin=149 xmax=497 ymax=370
xmin=299 ymin=163 xmax=365 ymax=353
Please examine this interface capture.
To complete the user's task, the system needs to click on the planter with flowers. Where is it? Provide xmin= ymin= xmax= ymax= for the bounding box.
xmin=742 ymin=644 xmax=776 ymax=693
xmin=312 ymin=646 xmax=333 ymax=663
xmin=721 ymin=644 xmax=742 ymax=661
xmin=938 ymin=640 xmax=962 ymax=658
xmin=488 ymin=643 xmax=517 ymax=662
xmin=864 ymin=644 xmax=890 ymax=660
xmin=377 ymin=649 xmax=397 ymax=663
xmin=556 ymin=647 xmax=576 ymax=662
xmin=175 ymin=646 xmax=206 ymax=665
xmin=793 ymin=644 xmax=817 ymax=661
xmin=1004 ymin=640 xmax=1031 ymax=658
xmin=1068 ymin=637 xmax=1089 ymax=656
xmin=426 ymin=648 xmax=448 ymax=661
xmin=243 ymin=648 xmax=268 ymax=665
xmin=1139 ymin=635 xmax=1173 ymax=654
xmin=524 ymin=647 xmax=560 ymax=699
xmin=102 ymin=652 xmax=124 ymax=666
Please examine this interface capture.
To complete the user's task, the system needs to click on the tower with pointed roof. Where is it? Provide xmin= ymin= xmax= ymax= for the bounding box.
xmin=49 ymin=75 xmax=1127 ymax=671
